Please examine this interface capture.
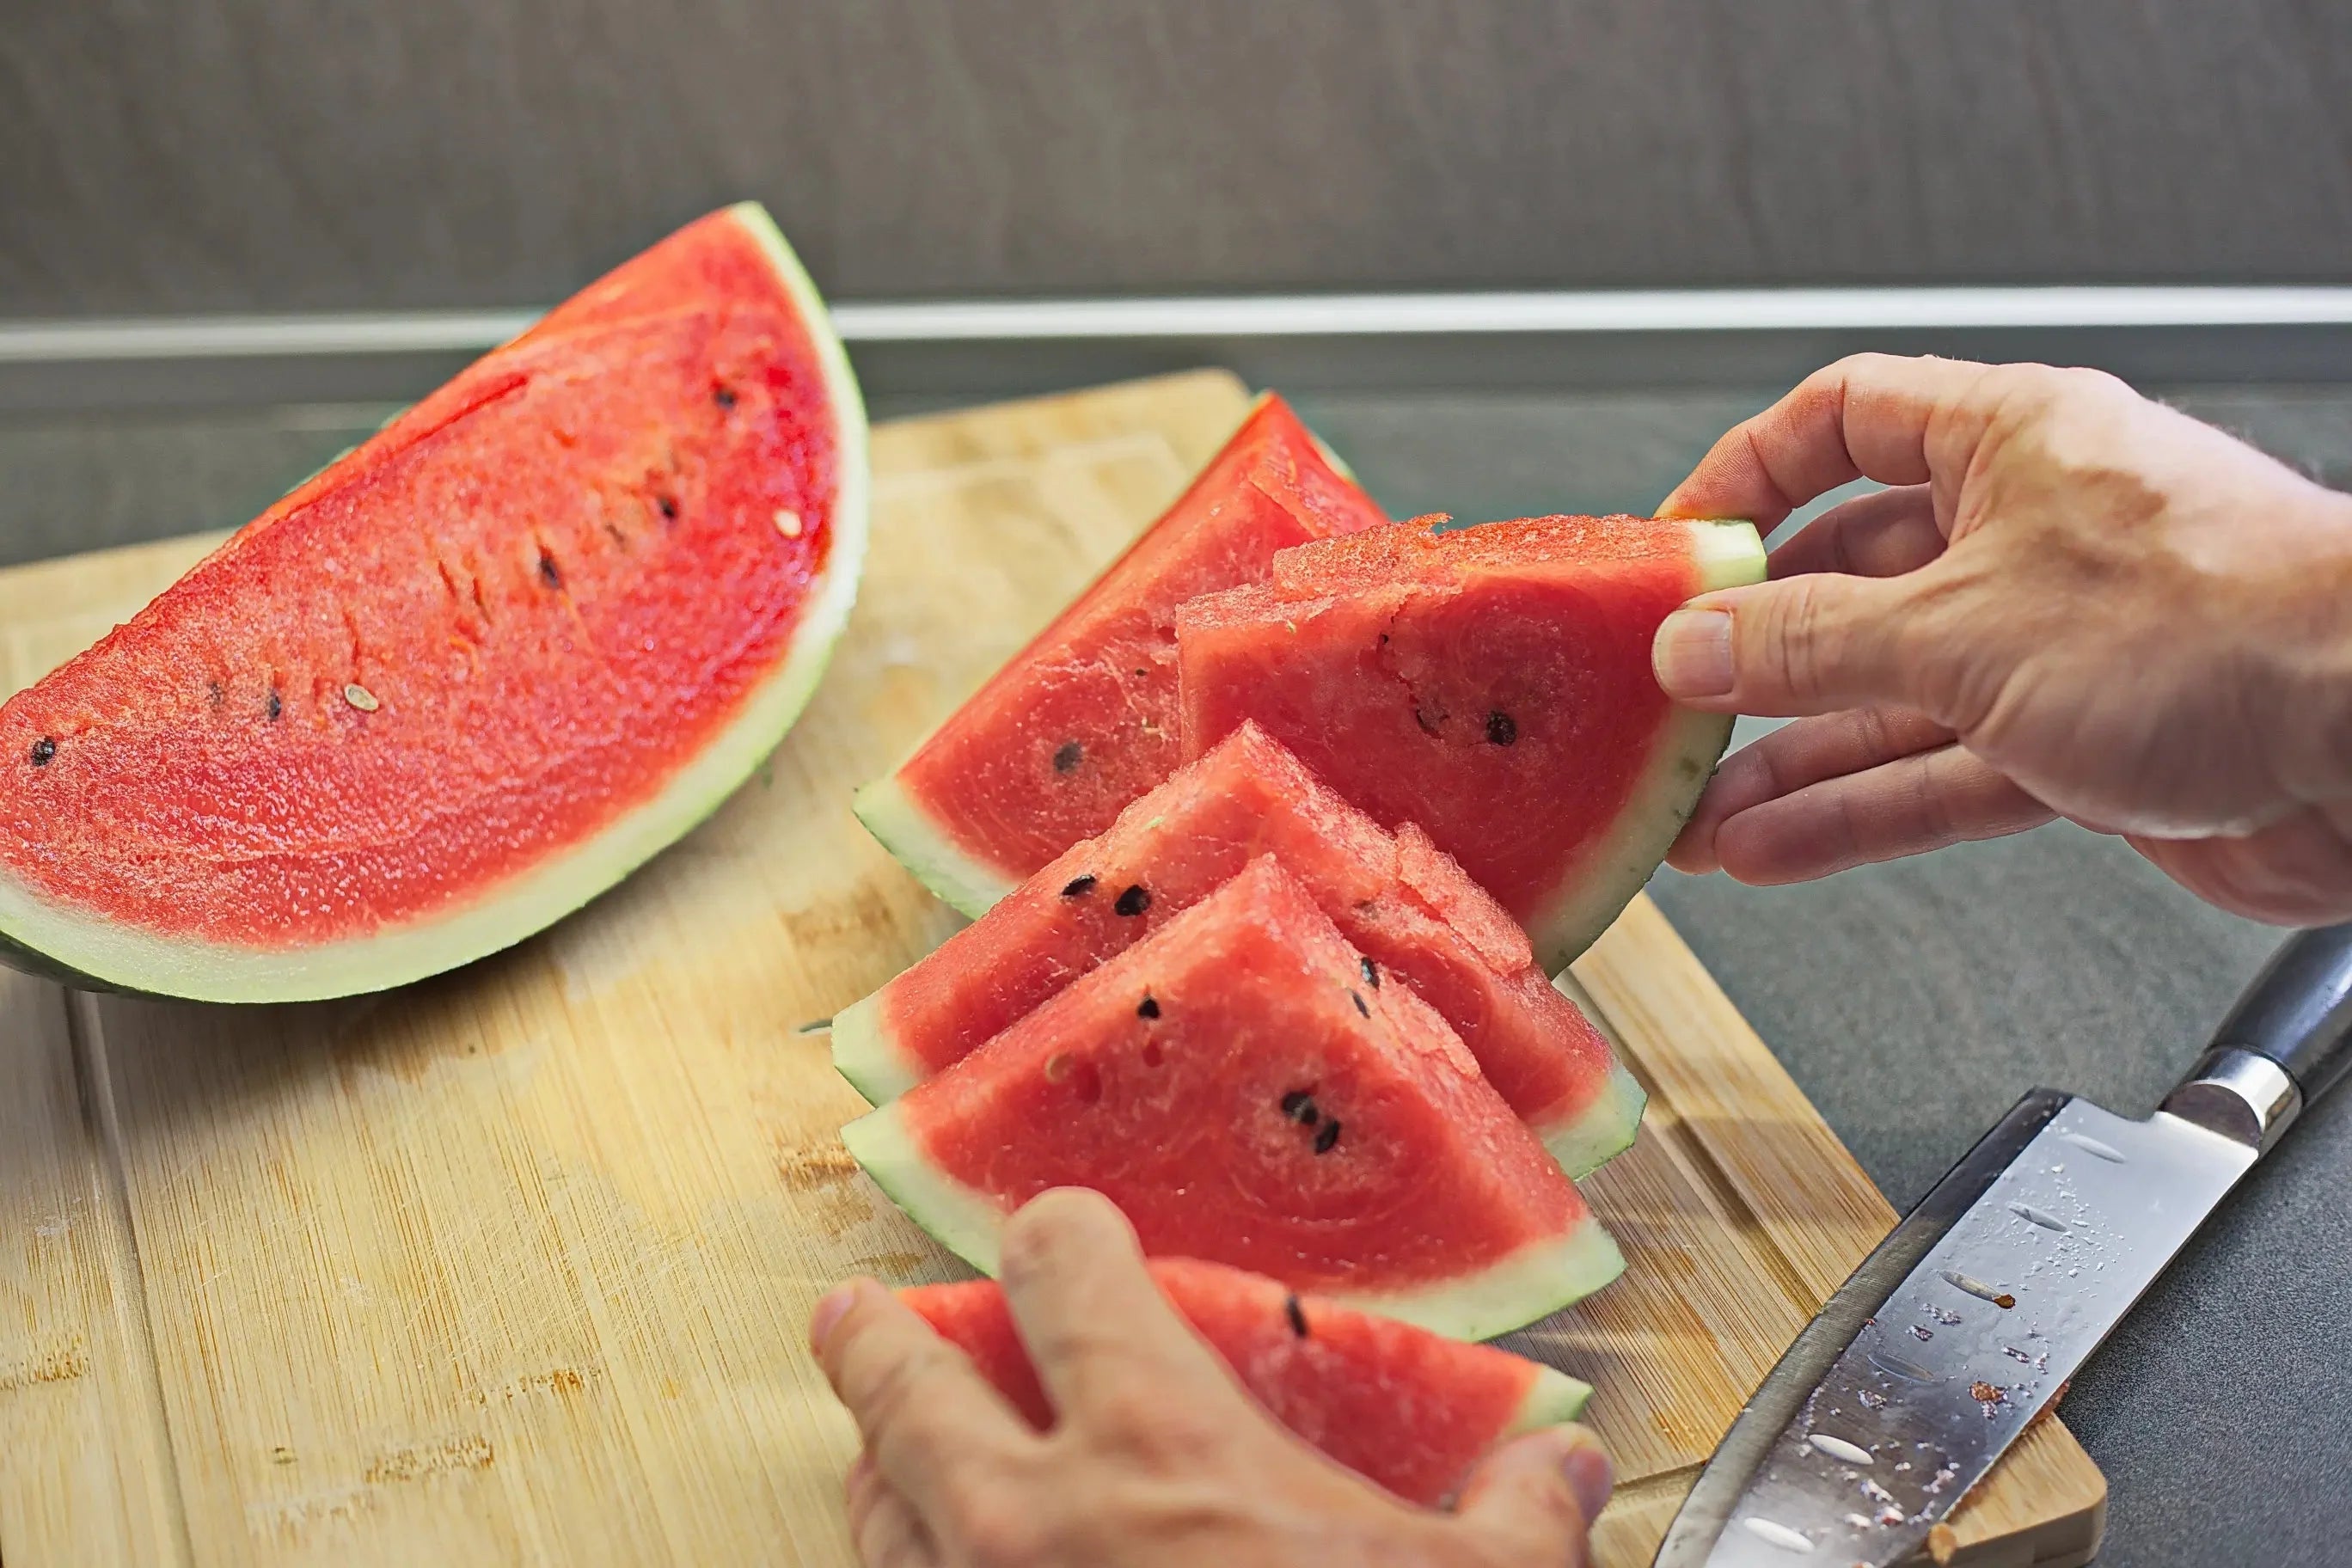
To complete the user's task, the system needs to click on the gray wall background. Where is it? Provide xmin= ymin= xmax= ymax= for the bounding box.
xmin=4 ymin=0 xmax=2351 ymax=315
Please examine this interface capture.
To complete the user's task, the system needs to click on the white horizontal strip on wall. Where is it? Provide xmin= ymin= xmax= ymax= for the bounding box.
xmin=5 ymin=288 xmax=2352 ymax=363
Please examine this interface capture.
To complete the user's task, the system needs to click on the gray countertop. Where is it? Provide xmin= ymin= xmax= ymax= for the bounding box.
xmin=4 ymin=380 xmax=2347 ymax=1568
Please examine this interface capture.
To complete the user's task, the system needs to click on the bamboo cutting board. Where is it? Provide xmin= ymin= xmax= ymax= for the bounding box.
xmin=0 ymin=371 xmax=2103 ymax=1568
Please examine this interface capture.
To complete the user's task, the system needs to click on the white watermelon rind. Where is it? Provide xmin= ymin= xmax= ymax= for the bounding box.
xmin=1523 ymin=520 xmax=1767 ymax=974
xmin=850 ymin=773 xmax=1017 ymax=921
xmin=1509 ymin=1364 xmax=1596 ymax=1431
xmin=829 ymin=986 xmax=923 ymax=1105
xmin=1533 ymin=1056 xmax=1649 ymax=1181
xmin=842 ymin=1099 xmax=1628 ymax=1344
xmin=0 ymin=203 xmax=869 ymax=1003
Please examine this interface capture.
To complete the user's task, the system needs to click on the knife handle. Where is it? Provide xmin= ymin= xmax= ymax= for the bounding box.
xmin=2163 ymin=922 xmax=2352 ymax=1151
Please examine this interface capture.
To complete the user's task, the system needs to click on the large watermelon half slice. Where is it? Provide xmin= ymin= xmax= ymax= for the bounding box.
xmin=833 ymin=721 xmax=1645 ymax=1179
xmin=842 ymin=855 xmax=1624 ymax=1341
xmin=852 ymin=392 xmax=1387 ymax=917
xmin=903 ymin=1256 xmax=1592 ymax=1508
xmin=1176 ymin=515 xmax=1763 ymax=971
xmin=0 ymin=204 xmax=867 ymax=1001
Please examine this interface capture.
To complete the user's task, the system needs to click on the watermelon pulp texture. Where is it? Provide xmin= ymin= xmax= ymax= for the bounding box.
xmin=1175 ymin=515 xmax=1763 ymax=971
xmin=0 ymin=204 xmax=866 ymax=1001
xmin=903 ymin=1257 xmax=1590 ymax=1508
xmin=832 ymin=721 xmax=1644 ymax=1179
xmin=852 ymin=393 xmax=1387 ymax=916
xmin=842 ymin=855 xmax=1624 ymax=1341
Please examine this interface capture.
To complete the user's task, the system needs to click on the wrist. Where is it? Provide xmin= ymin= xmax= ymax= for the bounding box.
xmin=2280 ymin=487 xmax=2352 ymax=805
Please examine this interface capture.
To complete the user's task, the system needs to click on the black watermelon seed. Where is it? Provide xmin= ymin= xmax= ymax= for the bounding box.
xmin=1350 ymin=989 xmax=1369 ymax=1017
xmin=206 ymin=680 xmax=225 ymax=708
xmin=1061 ymin=874 xmax=1098 ymax=898
xmin=1485 ymin=710 xmax=1518 ymax=746
xmin=1283 ymin=1295 xmax=1309 ymax=1338
xmin=1314 ymin=1119 xmax=1342 ymax=1155
xmin=1361 ymin=956 xmax=1379 ymax=989
xmin=1113 ymin=884 xmax=1150 ymax=917
xmin=1280 ymin=1089 xmax=1317 ymax=1124
xmin=1133 ymin=668 xmax=1148 ymax=678
xmin=1052 ymin=740 xmax=1082 ymax=773
xmin=658 ymin=494 xmax=679 ymax=520
xmin=1137 ymin=995 xmax=1161 ymax=1019
xmin=537 ymin=551 xmax=561 ymax=587
xmin=29 ymin=737 xmax=56 ymax=766
xmin=266 ymin=688 xmax=283 ymax=721
xmin=714 ymin=385 xmax=738 ymax=408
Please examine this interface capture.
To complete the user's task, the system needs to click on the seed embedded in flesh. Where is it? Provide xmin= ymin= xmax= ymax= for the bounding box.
xmin=343 ymin=683 xmax=380 ymax=713
xmin=714 ymin=385 xmax=738 ymax=408
xmin=1349 ymin=989 xmax=1369 ymax=1017
xmin=1280 ymin=1090 xmax=1318 ymax=1125
xmin=1136 ymin=995 xmax=1161 ymax=1019
xmin=1361 ymin=956 xmax=1379 ymax=989
xmin=1113 ymin=884 xmax=1150 ymax=917
xmin=658 ymin=494 xmax=680 ymax=520
xmin=773 ymin=508 xmax=803 ymax=538
xmin=1314 ymin=1119 xmax=1342 ymax=1155
xmin=1485 ymin=710 xmax=1518 ymax=746
xmin=29 ymin=737 xmax=57 ymax=766
xmin=1283 ymin=1295 xmax=1309 ymax=1338
xmin=1044 ymin=1053 xmax=1074 ymax=1083
xmin=266 ymin=688 xmax=283 ymax=720
xmin=537 ymin=551 xmax=561 ymax=587
xmin=1061 ymin=874 xmax=1098 ymax=898
xmin=1052 ymin=740 xmax=1082 ymax=773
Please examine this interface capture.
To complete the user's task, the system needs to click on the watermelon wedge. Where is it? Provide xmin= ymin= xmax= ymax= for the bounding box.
xmin=1175 ymin=515 xmax=1763 ymax=971
xmin=842 ymin=855 xmax=1624 ymax=1341
xmin=852 ymin=393 xmax=1387 ymax=916
xmin=0 ymin=204 xmax=867 ymax=1001
xmin=903 ymin=1257 xmax=1592 ymax=1508
xmin=832 ymin=721 xmax=1645 ymax=1179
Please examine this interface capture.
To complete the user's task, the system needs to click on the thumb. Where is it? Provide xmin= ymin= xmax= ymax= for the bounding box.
xmin=1652 ymin=573 xmax=1921 ymax=717
xmin=1454 ymin=1425 xmax=1611 ymax=1564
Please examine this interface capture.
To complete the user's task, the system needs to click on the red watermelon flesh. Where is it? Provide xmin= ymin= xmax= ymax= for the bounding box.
xmin=901 ymin=1257 xmax=1591 ymax=1508
xmin=841 ymin=855 xmax=1625 ymax=1341
xmin=1174 ymin=515 xmax=1763 ymax=971
xmin=852 ymin=393 xmax=1387 ymax=917
xmin=0 ymin=205 xmax=866 ymax=1001
xmin=830 ymin=721 xmax=1644 ymax=1179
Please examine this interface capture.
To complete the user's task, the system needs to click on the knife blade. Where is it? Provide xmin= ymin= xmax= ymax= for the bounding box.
xmin=1655 ymin=922 xmax=2352 ymax=1568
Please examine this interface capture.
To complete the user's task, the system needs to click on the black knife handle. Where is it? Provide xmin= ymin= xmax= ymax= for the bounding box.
xmin=2211 ymin=922 xmax=2352 ymax=1106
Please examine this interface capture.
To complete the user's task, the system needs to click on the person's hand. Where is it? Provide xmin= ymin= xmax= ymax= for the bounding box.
xmin=1651 ymin=353 xmax=2352 ymax=924
xmin=810 ymin=1188 xmax=1613 ymax=1568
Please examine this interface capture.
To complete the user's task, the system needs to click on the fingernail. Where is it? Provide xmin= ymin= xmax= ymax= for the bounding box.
xmin=1562 ymin=1442 xmax=1614 ymax=1523
xmin=809 ymin=1280 xmax=861 ymax=1353
xmin=1653 ymin=608 xmax=1735 ymax=698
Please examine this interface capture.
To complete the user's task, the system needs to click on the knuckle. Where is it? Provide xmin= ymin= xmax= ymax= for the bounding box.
xmin=952 ymin=1493 xmax=1047 ymax=1568
xmin=1088 ymin=1380 xmax=1222 ymax=1463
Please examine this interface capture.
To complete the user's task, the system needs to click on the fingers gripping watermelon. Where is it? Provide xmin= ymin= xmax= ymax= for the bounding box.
xmin=852 ymin=393 xmax=1387 ymax=916
xmin=842 ymin=856 xmax=1625 ymax=1341
xmin=1175 ymin=515 xmax=1764 ymax=971
xmin=833 ymin=721 xmax=1645 ymax=1179
xmin=903 ymin=1257 xmax=1592 ymax=1509
xmin=0 ymin=205 xmax=867 ymax=1001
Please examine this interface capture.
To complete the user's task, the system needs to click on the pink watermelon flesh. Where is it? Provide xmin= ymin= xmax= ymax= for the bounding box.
xmin=854 ymin=393 xmax=1387 ymax=916
xmin=842 ymin=855 xmax=1624 ymax=1341
xmin=1175 ymin=514 xmax=1761 ymax=971
xmin=901 ymin=1256 xmax=1590 ymax=1508
xmin=0 ymin=205 xmax=864 ymax=1000
xmin=833 ymin=720 xmax=1642 ymax=1178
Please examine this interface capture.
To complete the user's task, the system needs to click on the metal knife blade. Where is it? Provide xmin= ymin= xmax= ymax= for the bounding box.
xmin=1655 ymin=922 xmax=2352 ymax=1568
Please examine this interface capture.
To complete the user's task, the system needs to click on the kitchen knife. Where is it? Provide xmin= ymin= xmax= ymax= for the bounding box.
xmin=1654 ymin=923 xmax=2352 ymax=1568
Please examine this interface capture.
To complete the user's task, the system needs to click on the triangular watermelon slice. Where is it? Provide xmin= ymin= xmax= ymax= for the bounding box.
xmin=842 ymin=855 xmax=1624 ymax=1341
xmin=833 ymin=721 xmax=1645 ymax=1179
xmin=0 ymin=205 xmax=865 ymax=1001
xmin=1174 ymin=515 xmax=1763 ymax=971
xmin=903 ymin=1256 xmax=1592 ymax=1508
xmin=852 ymin=393 xmax=1387 ymax=916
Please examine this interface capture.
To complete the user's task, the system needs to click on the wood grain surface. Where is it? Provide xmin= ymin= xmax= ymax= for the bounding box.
xmin=0 ymin=371 xmax=2101 ymax=1566
xmin=3 ymin=0 xmax=2349 ymax=315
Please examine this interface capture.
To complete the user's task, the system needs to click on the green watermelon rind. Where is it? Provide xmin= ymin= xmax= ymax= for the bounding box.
xmin=0 ymin=202 xmax=870 ymax=1003
xmin=829 ymin=986 xmax=919 ymax=1105
xmin=850 ymin=772 xmax=1016 ymax=921
xmin=1510 ymin=1364 xmax=1596 ymax=1431
xmin=841 ymin=1100 xmax=1629 ymax=1343
xmin=1522 ymin=519 xmax=1767 ymax=974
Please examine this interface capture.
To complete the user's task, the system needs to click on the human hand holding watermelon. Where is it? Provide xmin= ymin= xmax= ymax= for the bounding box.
xmin=1651 ymin=352 xmax=2352 ymax=926
xmin=811 ymin=1189 xmax=1613 ymax=1568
